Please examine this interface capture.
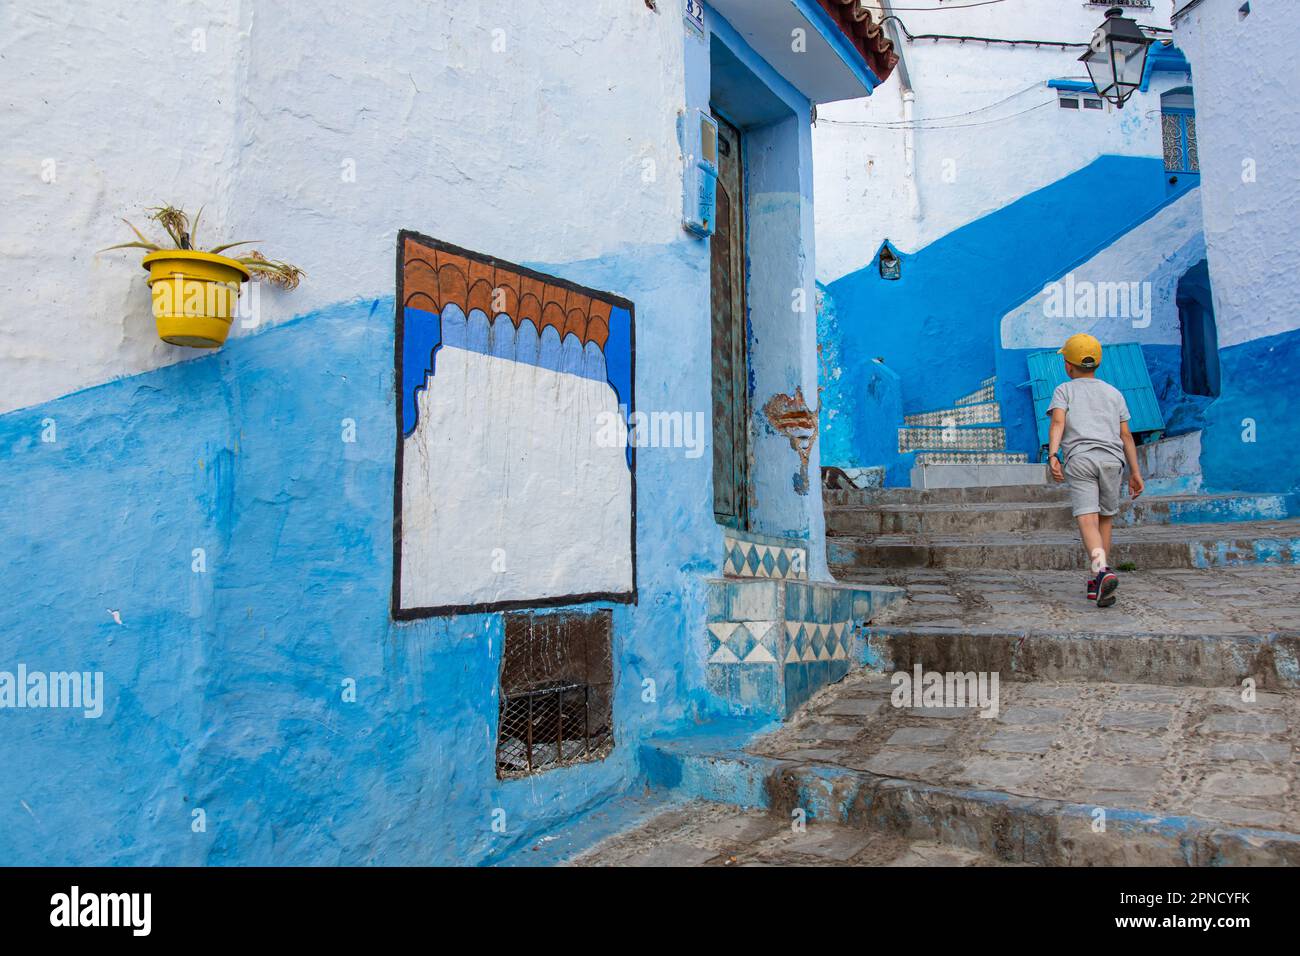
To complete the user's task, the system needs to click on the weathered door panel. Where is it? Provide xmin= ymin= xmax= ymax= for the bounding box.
xmin=710 ymin=115 xmax=749 ymax=529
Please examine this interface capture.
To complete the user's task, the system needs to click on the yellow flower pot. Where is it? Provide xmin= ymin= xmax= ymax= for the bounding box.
xmin=141 ymin=250 xmax=251 ymax=348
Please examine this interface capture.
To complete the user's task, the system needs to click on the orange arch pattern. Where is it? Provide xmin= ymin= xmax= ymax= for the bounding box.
xmin=403 ymin=237 xmax=613 ymax=351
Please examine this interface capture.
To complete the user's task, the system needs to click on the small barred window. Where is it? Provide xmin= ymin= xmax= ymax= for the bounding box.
xmin=496 ymin=609 xmax=614 ymax=778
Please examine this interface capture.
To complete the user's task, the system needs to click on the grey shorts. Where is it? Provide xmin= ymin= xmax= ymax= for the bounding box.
xmin=1064 ymin=452 xmax=1122 ymax=517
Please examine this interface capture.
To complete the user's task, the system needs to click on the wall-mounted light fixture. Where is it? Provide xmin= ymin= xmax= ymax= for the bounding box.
xmin=1079 ymin=6 xmax=1154 ymax=109
xmin=878 ymin=242 xmax=901 ymax=280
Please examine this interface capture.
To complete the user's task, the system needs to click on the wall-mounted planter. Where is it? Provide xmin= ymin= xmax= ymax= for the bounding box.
xmin=141 ymin=250 xmax=251 ymax=348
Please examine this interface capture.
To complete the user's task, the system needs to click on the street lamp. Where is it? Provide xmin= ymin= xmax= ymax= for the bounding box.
xmin=1079 ymin=6 xmax=1154 ymax=109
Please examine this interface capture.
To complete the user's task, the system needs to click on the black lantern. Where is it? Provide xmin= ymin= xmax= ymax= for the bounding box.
xmin=1079 ymin=6 xmax=1153 ymax=109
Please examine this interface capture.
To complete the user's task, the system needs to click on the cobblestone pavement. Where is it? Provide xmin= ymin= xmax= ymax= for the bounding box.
xmin=840 ymin=565 xmax=1300 ymax=635
xmin=568 ymin=800 xmax=1009 ymax=867
xmin=752 ymin=669 xmax=1300 ymax=833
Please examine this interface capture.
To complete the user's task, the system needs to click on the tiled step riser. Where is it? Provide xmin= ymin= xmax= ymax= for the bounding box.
xmin=641 ymin=748 xmax=1300 ymax=866
xmin=705 ymin=578 xmax=905 ymax=719
xmin=722 ymin=531 xmax=809 ymax=580
xmin=955 ymin=384 xmax=996 ymax=407
xmin=868 ymin=629 xmax=1300 ymax=690
xmin=898 ymin=427 xmax=1007 ymax=454
xmin=903 ymin=403 xmax=1001 ymax=428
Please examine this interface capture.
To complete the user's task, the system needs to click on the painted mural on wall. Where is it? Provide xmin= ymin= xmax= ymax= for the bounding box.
xmin=393 ymin=232 xmax=636 ymax=617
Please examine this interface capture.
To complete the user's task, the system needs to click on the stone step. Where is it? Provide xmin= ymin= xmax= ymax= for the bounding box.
xmin=955 ymin=383 xmax=996 ymax=406
xmin=909 ymin=455 xmax=1029 ymax=470
xmin=641 ymin=672 xmax=1300 ymax=866
xmin=825 ymin=493 xmax=1292 ymax=537
xmin=898 ymin=426 xmax=1007 ymax=454
xmin=826 ymin=482 xmax=1070 ymax=507
xmin=910 ymin=461 xmax=1042 ymax=488
xmin=831 ymin=566 xmax=1300 ymax=659
xmin=827 ymin=518 xmax=1300 ymax=570
xmin=903 ymin=401 xmax=1001 ymax=428
xmin=567 ymin=800 xmax=1011 ymax=867
xmin=867 ymin=626 xmax=1300 ymax=690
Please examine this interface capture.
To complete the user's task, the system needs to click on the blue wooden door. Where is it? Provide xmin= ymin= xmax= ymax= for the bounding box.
xmin=1026 ymin=342 xmax=1165 ymax=453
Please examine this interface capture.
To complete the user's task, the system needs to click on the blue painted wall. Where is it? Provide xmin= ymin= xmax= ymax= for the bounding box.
xmin=818 ymin=143 xmax=1300 ymax=496
xmin=1196 ymin=328 xmax=1300 ymax=496
xmin=818 ymin=282 xmax=904 ymax=482
xmin=820 ymin=156 xmax=1196 ymax=474
xmin=0 ymin=4 xmax=878 ymax=866
xmin=0 ymin=253 xmax=759 ymax=864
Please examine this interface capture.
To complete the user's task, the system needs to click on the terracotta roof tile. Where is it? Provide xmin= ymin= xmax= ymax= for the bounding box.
xmin=817 ymin=0 xmax=899 ymax=85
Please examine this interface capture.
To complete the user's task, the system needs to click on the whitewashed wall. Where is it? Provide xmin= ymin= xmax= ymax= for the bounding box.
xmin=0 ymin=0 xmax=686 ymax=414
xmin=1174 ymin=0 xmax=1299 ymax=347
xmin=999 ymin=185 xmax=1205 ymax=350
xmin=814 ymin=0 xmax=1183 ymax=281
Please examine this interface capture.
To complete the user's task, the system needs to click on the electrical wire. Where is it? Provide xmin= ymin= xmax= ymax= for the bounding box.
xmin=821 ymin=98 xmax=1056 ymax=130
xmin=879 ymin=12 xmax=1171 ymax=48
xmin=882 ymin=14 xmax=1089 ymax=48
xmin=828 ymin=81 xmax=1044 ymax=126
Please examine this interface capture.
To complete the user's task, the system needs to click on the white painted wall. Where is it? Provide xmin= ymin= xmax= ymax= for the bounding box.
xmin=1174 ymin=0 xmax=1299 ymax=347
xmin=0 ymin=0 xmax=686 ymax=414
xmin=1000 ymin=185 xmax=1206 ymax=349
xmin=401 ymin=335 xmax=632 ymax=610
xmin=814 ymin=0 xmax=1184 ymax=281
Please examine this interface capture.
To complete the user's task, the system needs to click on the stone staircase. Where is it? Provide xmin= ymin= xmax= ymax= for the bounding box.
xmin=899 ymin=375 xmax=1044 ymax=487
xmin=626 ymin=556 xmax=1300 ymax=866
xmin=640 ymin=657 xmax=1300 ymax=865
xmin=825 ymin=483 xmax=1300 ymax=571
xmin=545 ymin=485 xmax=1300 ymax=868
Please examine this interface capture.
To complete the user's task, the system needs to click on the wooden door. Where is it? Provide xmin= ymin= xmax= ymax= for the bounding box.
xmin=710 ymin=114 xmax=749 ymax=529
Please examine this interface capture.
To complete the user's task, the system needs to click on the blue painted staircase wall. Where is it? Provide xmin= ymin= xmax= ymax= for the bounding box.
xmin=820 ymin=155 xmax=1196 ymax=479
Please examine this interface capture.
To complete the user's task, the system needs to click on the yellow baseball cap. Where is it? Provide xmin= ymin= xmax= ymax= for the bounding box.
xmin=1059 ymin=333 xmax=1102 ymax=369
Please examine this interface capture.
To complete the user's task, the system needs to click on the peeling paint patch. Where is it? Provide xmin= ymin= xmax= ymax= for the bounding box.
xmin=763 ymin=386 xmax=818 ymax=496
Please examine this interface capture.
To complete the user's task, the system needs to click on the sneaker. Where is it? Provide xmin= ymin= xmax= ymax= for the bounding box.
xmin=1086 ymin=577 xmax=1098 ymax=601
xmin=1095 ymin=568 xmax=1119 ymax=608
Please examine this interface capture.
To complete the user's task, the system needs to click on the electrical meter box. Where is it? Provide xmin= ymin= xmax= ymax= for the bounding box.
xmin=681 ymin=109 xmax=719 ymax=238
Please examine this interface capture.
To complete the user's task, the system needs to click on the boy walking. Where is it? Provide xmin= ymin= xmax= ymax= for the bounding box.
xmin=1047 ymin=334 xmax=1145 ymax=607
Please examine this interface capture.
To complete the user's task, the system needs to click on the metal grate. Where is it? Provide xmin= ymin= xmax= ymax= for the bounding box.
xmin=1163 ymin=111 xmax=1198 ymax=174
xmin=496 ymin=609 xmax=614 ymax=778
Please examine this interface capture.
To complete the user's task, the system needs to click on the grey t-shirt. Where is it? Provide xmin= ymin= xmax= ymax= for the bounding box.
xmin=1047 ymin=377 xmax=1130 ymax=465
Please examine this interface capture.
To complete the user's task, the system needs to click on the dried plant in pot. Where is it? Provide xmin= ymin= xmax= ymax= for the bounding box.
xmin=102 ymin=205 xmax=304 ymax=348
